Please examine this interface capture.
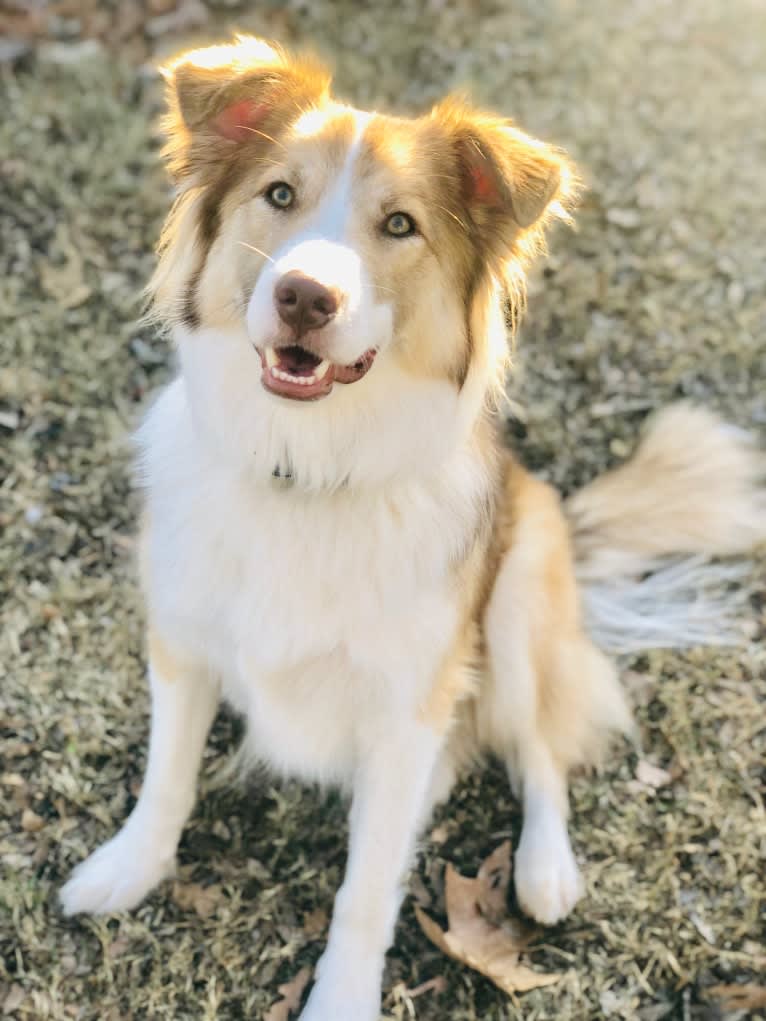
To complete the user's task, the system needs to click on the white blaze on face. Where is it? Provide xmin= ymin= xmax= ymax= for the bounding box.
xmin=246 ymin=110 xmax=393 ymax=370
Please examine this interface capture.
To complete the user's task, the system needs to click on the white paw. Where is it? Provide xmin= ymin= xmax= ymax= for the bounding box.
xmin=514 ymin=820 xmax=583 ymax=925
xmin=298 ymin=949 xmax=381 ymax=1021
xmin=298 ymin=985 xmax=380 ymax=1021
xmin=60 ymin=829 xmax=175 ymax=916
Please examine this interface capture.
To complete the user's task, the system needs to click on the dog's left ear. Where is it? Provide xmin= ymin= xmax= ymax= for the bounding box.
xmin=433 ymin=99 xmax=576 ymax=243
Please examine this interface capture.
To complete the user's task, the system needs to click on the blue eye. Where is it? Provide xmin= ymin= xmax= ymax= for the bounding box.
xmin=384 ymin=212 xmax=416 ymax=237
xmin=266 ymin=182 xmax=295 ymax=209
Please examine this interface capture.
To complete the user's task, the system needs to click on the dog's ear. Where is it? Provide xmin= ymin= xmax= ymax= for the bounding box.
xmin=432 ymin=98 xmax=577 ymax=245
xmin=160 ymin=35 xmax=331 ymax=180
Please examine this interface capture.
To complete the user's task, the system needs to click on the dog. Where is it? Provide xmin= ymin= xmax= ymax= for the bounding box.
xmin=60 ymin=36 xmax=766 ymax=1021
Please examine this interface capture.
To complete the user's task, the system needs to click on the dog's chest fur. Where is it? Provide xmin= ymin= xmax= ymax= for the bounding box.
xmin=140 ymin=379 xmax=493 ymax=782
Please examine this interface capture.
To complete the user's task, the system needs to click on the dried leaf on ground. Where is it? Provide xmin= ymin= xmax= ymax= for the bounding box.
xmin=301 ymin=907 xmax=328 ymax=938
xmin=20 ymin=809 xmax=44 ymax=832
xmin=708 ymin=984 xmax=766 ymax=1011
xmin=170 ymin=881 xmax=223 ymax=919
xmin=2 ymin=985 xmax=26 ymax=1014
xmin=636 ymin=760 xmax=673 ymax=789
xmin=404 ymin=976 xmax=448 ymax=999
xmin=415 ymin=842 xmax=560 ymax=995
xmin=265 ymin=967 xmax=312 ymax=1021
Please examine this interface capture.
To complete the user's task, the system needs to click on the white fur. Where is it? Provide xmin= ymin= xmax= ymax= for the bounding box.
xmin=61 ymin=656 xmax=219 ymax=915
xmin=176 ymin=323 xmax=482 ymax=491
xmin=246 ymin=115 xmax=390 ymax=370
xmin=581 ymin=556 xmax=754 ymax=655
xmin=60 ymin=106 xmax=765 ymax=1021
xmin=569 ymin=403 xmax=766 ymax=655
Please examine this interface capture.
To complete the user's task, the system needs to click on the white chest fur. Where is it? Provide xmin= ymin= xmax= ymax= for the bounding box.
xmin=138 ymin=379 xmax=488 ymax=783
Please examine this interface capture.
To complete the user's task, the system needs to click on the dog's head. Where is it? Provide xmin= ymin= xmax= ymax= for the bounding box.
xmin=150 ymin=37 xmax=576 ymax=485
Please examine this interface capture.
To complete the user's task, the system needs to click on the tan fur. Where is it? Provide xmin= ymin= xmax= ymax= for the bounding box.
xmin=447 ymin=458 xmax=631 ymax=781
xmin=146 ymin=629 xmax=184 ymax=684
xmin=148 ymin=35 xmax=579 ymax=398
xmin=567 ymin=403 xmax=766 ymax=582
xmin=146 ymin=35 xmax=762 ymax=892
xmin=61 ymin=36 xmax=766 ymax=993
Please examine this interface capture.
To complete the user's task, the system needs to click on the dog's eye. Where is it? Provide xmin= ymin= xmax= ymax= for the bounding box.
xmin=265 ymin=182 xmax=295 ymax=209
xmin=384 ymin=212 xmax=416 ymax=237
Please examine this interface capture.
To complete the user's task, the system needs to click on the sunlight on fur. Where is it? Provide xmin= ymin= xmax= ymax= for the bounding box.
xmin=60 ymin=35 xmax=766 ymax=1021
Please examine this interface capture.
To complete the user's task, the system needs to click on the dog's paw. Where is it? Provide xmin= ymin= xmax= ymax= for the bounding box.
xmin=60 ymin=830 xmax=175 ymax=916
xmin=298 ymin=949 xmax=381 ymax=1021
xmin=298 ymin=985 xmax=380 ymax=1021
xmin=514 ymin=821 xmax=583 ymax=925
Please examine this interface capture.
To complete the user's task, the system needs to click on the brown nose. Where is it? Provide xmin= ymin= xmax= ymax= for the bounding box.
xmin=274 ymin=271 xmax=340 ymax=335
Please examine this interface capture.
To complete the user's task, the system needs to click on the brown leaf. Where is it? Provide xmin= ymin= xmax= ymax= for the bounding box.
xmin=476 ymin=840 xmax=513 ymax=926
xmin=170 ymin=881 xmax=223 ymax=919
xmin=708 ymin=984 xmax=766 ymax=1011
xmin=21 ymin=808 xmax=45 ymax=832
xmin=3 ymin=985 xmax=26 ymax=1014
xmin=404 ymin=976 xmax=448 ymax=999
xmin=265 ymin=967 xmax=312 ymax=1021
xmin=302 ymin=907 xmax=328 ymax=938
xmin=415 ymin=842 xmax=560 ymax=996
xmin=429 ymin=823 xmax=449 ymax=844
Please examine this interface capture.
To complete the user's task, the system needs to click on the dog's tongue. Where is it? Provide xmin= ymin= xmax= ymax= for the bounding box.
xmin=258 ymin=344 xmax=378 ymax=401
xmin=260 ymin=345 xmax=335 ymax=401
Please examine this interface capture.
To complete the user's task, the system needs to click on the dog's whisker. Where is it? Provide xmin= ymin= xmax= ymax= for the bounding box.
xmin=238 ymin=241 xmax=275 ymax=262
xmin=237 ymin=125 xmax=287 ymax=150
xmin=433 ymin=203 xmax=468 ymax=230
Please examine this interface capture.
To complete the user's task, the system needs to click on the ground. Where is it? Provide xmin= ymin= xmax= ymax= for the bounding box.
xmin=1 ymin=1 xmax=764 ymax=1019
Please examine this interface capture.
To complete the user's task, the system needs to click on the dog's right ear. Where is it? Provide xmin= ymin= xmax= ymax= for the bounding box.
xmin=160 ymin=35 xmax=331 ymax=180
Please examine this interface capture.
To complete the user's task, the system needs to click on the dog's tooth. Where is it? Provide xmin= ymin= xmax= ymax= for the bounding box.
xmin=265 ymin=347 xmax=278 ymax=368
xmin=314 ymin=360 xmax=331 ymax=381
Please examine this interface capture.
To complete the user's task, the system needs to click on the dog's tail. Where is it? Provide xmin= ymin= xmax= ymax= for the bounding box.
xmin=565 ymin=404 xmax=766 ymax=654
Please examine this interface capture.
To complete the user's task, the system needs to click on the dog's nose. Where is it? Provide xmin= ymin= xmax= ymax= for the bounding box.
xmin=275 ymin=272 xmax=339 ymax=334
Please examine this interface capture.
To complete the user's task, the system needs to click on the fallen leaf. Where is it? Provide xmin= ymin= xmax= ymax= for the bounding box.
xmin=688 ymin=910 xmax=716 ymax=945
xmin=708 ymin=984 xmax=766 ymax=1011
xmin=21 ymin=809 xmax=45 ymax=832
xmin=607 ymin=207 xmax=641 ymax=229
xmin=636 ymin=760 xmax=673 ymax=789
xmin=476 ymin=841 xmax=513 ymax=926
xmin=171 ymin=881 xmax=223 ymax=919
xmin=404 ymin=976 xmax=448 ymax=999
xmin=107 ymin=935 xmax=131 ymax=959
xmin=3 ymin=985 xmax=26 ymax=1014
xmin=415 ymin=841 xmax=560 ymax=996
xmin=265 ymin=966 xmax=312 ymax=1021
xmin=302 ymin=907 xmax=328 ymax=938
xmin=429 ymin=823 xmax=449 ymax=844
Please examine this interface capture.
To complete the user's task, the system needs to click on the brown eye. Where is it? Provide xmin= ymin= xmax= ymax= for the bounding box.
xmin=265 ymin=182 xmax=295 ymax=209
xmin=384 ymin=212 xmax=416 ymax=237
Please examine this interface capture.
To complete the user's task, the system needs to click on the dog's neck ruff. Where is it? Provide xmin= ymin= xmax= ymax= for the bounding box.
xmin=176 ymin=323 xmax=489 ymax=495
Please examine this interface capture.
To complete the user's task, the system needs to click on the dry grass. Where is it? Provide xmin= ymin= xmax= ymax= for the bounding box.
xmin=1 ymin=2 xmax=764 ymax=1019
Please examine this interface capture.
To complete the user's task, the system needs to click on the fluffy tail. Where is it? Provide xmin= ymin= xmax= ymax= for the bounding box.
xmin=566 ymin=404 xmax=766 ymax=654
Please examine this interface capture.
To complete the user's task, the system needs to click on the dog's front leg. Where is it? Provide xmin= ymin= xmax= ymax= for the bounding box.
xmin=60 ymin=631 xmax=219 ymax=916
xmin=299 ymin=722 xmax=443 ymax=1021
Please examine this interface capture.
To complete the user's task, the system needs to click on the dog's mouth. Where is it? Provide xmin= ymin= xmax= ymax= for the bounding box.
xmin=257 ymin=344 xmax=377 ymax=401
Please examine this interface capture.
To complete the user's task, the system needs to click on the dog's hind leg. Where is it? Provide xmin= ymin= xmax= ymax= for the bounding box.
xmin=60 ymin=630 xmax=219 ymax=916
xmin=479 ymin=467 xmax=630 ymax=924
